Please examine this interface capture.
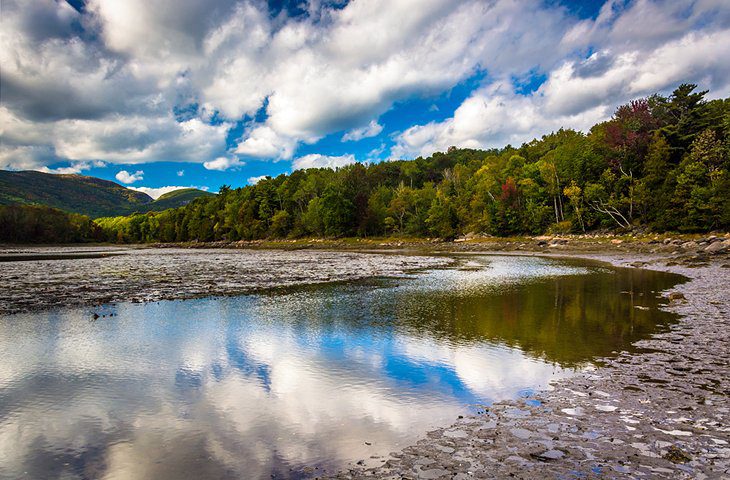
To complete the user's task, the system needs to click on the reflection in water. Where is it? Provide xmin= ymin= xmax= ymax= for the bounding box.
xmin=0 ymin=255 xmax=682 ymax=479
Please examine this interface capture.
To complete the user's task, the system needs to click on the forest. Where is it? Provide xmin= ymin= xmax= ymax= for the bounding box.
xmin=3 ymin=85 xmax=729 ymax=244
xmin=0 ymin=205 xmax=102 ymax=244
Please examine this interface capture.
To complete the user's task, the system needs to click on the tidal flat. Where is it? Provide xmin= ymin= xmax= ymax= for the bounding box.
xmin=0 ymin=247 xmax=451 ymax=315
xmin=0 ymin=247 xmax=694 ymax=479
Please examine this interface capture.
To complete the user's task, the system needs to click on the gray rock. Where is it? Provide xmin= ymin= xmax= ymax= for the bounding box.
xmin=510 ymin=428 xmax=532 ymax=439
xmin=704 ymin=241 xmax=728 ymax=253
xmin=532 ymin=449 xmax=565 ymax=461
xmin=418 ymin=468 xmax=450 ymax=479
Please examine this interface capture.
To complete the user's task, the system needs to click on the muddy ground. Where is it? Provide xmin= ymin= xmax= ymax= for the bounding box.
xmin=0 ymin=247 xmax=450 ymax=315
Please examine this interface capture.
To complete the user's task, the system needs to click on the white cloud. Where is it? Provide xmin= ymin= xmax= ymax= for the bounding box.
xmin=202 ymin=156 xmax=244 ymax=171
xmin=177 ymin=170 xmax=185 ymax=177
xmin=115 ymin=169 xmax=144 ymax=184
xmin=36 ymin=160 xmax=107 ymax=175
xmin=234 ymin=126 xmax=298 ymax=159
xmin=292 ymin=154 xmax=357 ymax=171
xmin=128 ymin=185 xmax=208 ymax=199
xmin=1 ymin=0 xmax=729 ymax=169
xmin=247 ymin=175 xmax=268 ymax=185
xmin=393 ymin=22 xmax=730 ymax=158
xmin=342 ymin=120 xmax=384 ymax=142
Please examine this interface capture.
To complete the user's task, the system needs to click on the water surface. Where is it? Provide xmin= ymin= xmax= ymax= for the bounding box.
xmin=0 ymin=254 xmax=682 ymax=479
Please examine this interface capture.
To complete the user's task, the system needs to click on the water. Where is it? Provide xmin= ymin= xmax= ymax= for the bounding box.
xmin=0 ymin=254 xmax=682 ymax=479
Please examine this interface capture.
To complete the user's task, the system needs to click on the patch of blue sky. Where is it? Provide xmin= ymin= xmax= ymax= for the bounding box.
xmin=44 ymin=159 xmax=289 ymax=192
xmin=554 ymin=0 xmax=608 ymax=20
xmin=513 ymin=70 xmax=548 ymax=95
xmin=292 ymin=70 xmax=490 ymax=164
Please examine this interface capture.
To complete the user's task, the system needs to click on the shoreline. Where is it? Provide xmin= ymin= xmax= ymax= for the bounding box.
xmin=328 ymin=250 xmax=730 ymax=479
xmin=1 ymin=241 xmax=728 ymax=478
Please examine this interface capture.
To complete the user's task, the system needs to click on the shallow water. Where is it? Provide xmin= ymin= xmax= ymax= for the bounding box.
xmin=0 ymin=253 xmax=682 ymax=479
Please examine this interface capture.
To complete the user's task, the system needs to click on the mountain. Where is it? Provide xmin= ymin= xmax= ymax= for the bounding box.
xmin=143 ymin=188 xmax=214 ymax=212
xmin=0 ymin=170 xmax=212 ymax=218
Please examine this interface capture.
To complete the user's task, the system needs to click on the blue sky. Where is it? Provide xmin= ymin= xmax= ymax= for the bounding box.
xmin=1 ymin=0 xmax=729 ymax=197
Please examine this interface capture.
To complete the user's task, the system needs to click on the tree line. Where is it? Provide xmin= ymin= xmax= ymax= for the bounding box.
xmin=2 ymin=84 xmax=728 ymax=244
xmin=0 ymin=205 xmax=102 ymax=243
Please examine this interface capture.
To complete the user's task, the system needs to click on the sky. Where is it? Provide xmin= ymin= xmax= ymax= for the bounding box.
xmin=1 ymin=0 xmax=729 ymax=197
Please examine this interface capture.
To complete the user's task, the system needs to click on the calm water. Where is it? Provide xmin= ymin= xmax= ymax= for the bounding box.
xmin=0 ymin=254 xmax=682 ymax=479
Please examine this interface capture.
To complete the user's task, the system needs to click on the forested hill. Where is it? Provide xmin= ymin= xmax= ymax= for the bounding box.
xmin=2 ymin=84 xmax=728 ymax=244
xmin=0 ymin=171 xmax=212 ymax=218
xmin=94 ymin=84 xmax=729 ymax=244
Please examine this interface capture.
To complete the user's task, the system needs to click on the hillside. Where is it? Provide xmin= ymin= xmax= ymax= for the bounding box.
xmin=95 ymin=84 xmax=729 ymax=243
xmin=0 ymin=171 xmax=211 ymax=218
xmin=143 ymin=188 xmax=214 ymax=212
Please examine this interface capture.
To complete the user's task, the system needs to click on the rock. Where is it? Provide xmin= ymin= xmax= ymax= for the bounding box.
xmin=531 ymin=449 xmax=565 ymax=461
xmin=681 ymin=241 xmax=699 ymax=249
xmin=595 ymin=404 xmax=618 ymax=412
xmin=663 ymin=445 xmax=692 ymax=463
xmin=510 ymin=428 xmax=532 ymax=439
xmin=611 ymin=239 xmax=624 ymax=244
xmin=668 ymin=292 xmax=686 ymax=301
xmin=705 ymin=241 xmax=728 ymax=253
xmin=419 ymin=468 xmax=450 ymax=479
xmin=561 ymin=407 xmax=585 ymax=416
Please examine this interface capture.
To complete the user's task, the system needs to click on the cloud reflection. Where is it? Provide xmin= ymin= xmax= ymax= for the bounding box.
xmin=0 ymin=255 xmax=681 ymax=479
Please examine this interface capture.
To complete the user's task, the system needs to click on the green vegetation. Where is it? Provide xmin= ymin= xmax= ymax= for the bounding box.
xmin=2 ymin=85 xmax=727 ymax=244
xmin=98 ymin=85 xmax=729 ymax=244
xmin=0 ymin=171 xmax=211 ymax=218
xmin=0 ymin=205 xmax=102 ymax=244
xmin=0 ymin=171 xmax=152 ymax=218
xmin=149 ymin=188 xmax=214 ymax=211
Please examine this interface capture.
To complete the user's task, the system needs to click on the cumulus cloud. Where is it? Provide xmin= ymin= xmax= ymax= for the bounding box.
xmin=1 ymin=0 xmax=729 ymax=169
xmin=115 ymin=170 xmax=144 ymax=184
xmin=177 ymin=170 xmax=185 ymax=177
xmin=292 ymin=154 xmax=357 ymax=170
xmin=247 ymin=175 xmax=268 ymax=185
xmin=128 ymin=185 xmax=209 ymax=199
xmin=391 ymin=81 xmax=609 ymax=158
xmin=203 ymin=156 xmax=245 ymax=171
xmin=392 ymin=2 xmax=730 ymax=158
xmin=37 ymin=160 xmax=107 ymax=175
xmin=342 ymin=121 xmax=384 ymax=142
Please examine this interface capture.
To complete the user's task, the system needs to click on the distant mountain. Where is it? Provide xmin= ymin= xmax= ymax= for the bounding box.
xmin=144 ymin=188 xmax=214 ymax=212
xmin=0 ymin=170 xmax=212 ymax=218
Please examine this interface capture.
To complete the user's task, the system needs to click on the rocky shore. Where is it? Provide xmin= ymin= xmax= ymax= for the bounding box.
xmin=2 ymin=236 xmax=728 ymax=478
xmin=327 ymin=249 xmax=730 ymax=479
xmin=0 ymin=248 xmax=450 ymax=315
